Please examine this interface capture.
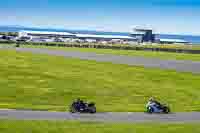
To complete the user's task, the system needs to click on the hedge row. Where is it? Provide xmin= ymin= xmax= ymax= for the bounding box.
xmin=1 ymin=41 xmax=200 ymax=54
xmin=0 ymin=40 xmax=16 ymax=44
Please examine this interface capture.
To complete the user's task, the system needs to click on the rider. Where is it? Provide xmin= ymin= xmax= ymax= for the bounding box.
xmin=75 ymin=98 xmax=81 ymax=104
xmin=74 ymin=98 xmax=86 ymax=110
xmin=147 ymin=97 xmax=162 ymax=109
xmin=79 ymin=100 xmax=86 ymax=110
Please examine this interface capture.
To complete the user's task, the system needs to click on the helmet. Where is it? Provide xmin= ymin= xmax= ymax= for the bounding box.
xmin=76 ymin=98 xmax=81 ymax=102
xmin=149 ymin=97 xmax=155 ymax=102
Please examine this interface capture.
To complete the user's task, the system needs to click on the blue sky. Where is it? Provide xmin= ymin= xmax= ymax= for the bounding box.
xmin=0 ymin=0 xmax=200 ymax=35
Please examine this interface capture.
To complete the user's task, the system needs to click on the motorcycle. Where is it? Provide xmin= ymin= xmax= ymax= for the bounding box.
xmin=69 ymin=100 xmax=96 ymax=114
xmin=146 ymin=102 xmax=170 ymax=114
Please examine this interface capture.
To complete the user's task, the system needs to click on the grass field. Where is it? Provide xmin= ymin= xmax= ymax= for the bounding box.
xmin=21 ymin=44 xmax=200 ymax=61
xmin=0 ymin=120 xmax=200 ymax=133
xmin=1 ymin=49 xmax=200 ymax=112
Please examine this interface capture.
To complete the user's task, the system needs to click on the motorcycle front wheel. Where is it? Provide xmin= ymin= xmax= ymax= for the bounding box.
xmin=69 ymin=106 xmax=77 ymax=113
xmin=163 ymin=106 xmax=170 ymax=114
xmin=146 ymin=107 xmax=154 ymax=114
xmin=89 ymin=106 xmax=96 ymax=114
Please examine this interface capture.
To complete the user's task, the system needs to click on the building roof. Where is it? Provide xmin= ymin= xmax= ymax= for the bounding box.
xmin=159 ymin=38 xmax=188 ymax=43
xmin=133 ymin=26 xmax=153 ymax=31
xmin=19 ymin=30 xmax=136 ymax=40
xmin=130 ymin=31 xmax=146 ymax=35
xmin=75 ymin=34 xmax=135 ymax=39
xmin=20 ymin=30 xmax=75 ymax=36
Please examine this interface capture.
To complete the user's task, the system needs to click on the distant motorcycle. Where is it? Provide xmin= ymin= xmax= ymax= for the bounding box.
xmin=146 ymin=102 xmax=170 ymax=114
xmin=69 ymin=100 xmax=96 ymax=114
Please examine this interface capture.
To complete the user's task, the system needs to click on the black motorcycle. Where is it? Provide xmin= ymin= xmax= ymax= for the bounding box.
xmin=69 ymin=100 xmax=96 ymax=114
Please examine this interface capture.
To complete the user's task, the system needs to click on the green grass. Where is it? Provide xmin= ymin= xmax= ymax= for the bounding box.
xmin=1 ymin=49 xmax=200 ymax=112
xmin=21 ymin=44 xmax=200 ymax=61
xmin=0 ymin=120 xmax=200 ymax=133
xmin=140 ymin=43 xmax=200 ymax=50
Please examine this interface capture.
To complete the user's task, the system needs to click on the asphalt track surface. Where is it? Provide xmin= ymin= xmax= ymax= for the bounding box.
xmin=0 ymin=110 xmax=200 ymax=123
xmin=10 ymin=47 xmax=200 ymax=74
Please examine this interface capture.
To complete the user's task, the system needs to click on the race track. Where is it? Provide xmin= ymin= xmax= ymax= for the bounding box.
xmin=0 ymin=110 xmax=200 ymax=123
xmin=1 ymin=47 xmax=200 ymax=122
xmin=12 ymin=47 xmax=200 ymax=74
